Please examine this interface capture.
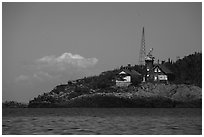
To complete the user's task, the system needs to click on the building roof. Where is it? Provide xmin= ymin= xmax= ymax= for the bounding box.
xmin=119 ymin=69 xmax=141 ymax=76
xmin=130 ymin=69 xmax=142 ymax=76
xmin=153 ymin=64 xmax=173 ymax=74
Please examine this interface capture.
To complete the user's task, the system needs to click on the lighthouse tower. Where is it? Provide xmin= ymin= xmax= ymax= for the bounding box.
xmin=144 ymin=48 xmax=155 ymax=82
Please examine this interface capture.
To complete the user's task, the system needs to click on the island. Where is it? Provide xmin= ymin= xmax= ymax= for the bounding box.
xmin=27 ymin=52 xmax=202 ymax=108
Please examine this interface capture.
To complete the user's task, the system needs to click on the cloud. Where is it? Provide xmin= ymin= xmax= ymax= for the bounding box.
xmin=37 ymin=52 xmax=98 ymax=69
xmin=33 ymin=71 xmax=53 ymax=81
xmin=16 ymin=52 xmax=99 ymax=82
xmin=15 ymin=75 xmax=29 ymax=82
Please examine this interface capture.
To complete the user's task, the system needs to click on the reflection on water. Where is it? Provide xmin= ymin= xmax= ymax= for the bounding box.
xmin=2 ymin=108 xmax=202 ymax=135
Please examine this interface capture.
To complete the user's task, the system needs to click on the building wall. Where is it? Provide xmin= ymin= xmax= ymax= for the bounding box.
xmin=152 ymin=67 xmax=168 ymax=83
xmin=116 ymin=75 xmax=131 ymax=87
xmin=145 ymin=66 xmax=169 ymax=84
xmin=116 ymin=81 xmax=131 ymax=87
xmin=123 ymin=76 xmax=131 ymax=82
xmin=145 ymin=59 xmax=154 ymax=82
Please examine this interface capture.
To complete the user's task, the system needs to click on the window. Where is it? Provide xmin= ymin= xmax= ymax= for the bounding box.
xmin=147 ymin=68 xmax=150 ymax=71
xmin=158 ymin=75 xmax=167 ymax=80
xmin=154 ymin=76 xmax=157 ymax=81
xmin=154 ymin=69 xmax=157 ymax=72
xmin=158 ymin=69 xmax=161 ymax=72
xmin=147 ymin=74 xmax=149 ymax=77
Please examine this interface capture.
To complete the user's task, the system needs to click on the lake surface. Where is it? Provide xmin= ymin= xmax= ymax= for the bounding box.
xmin=2 ymin=108 xmax=202 ymax=135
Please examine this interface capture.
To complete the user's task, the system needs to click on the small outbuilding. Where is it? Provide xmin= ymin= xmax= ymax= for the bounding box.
xmin=116 ymin=68 xmax=141 ymax=87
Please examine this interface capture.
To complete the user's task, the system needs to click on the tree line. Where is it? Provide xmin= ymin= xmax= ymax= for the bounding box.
xmin=163 ymin=52 xmax=202 ymax=87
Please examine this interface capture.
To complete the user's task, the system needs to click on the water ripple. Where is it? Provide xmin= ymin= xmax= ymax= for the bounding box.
xmin=2 ymin=108 xmax=202 ymax=135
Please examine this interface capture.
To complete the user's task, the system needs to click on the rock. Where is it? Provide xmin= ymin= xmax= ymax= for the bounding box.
xmin=28 ymin=81 xmax=202 ymax=108
xmin=152 ymin=84 xmax=177 ymax=97
xmin=171 ymin=85 xmax=201 ymax=102
xmin=134 ymin=88 xmax=157 ymax=98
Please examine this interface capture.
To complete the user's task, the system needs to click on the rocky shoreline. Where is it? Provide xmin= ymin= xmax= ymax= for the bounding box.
xmin=28 ymin=83 xmax=202 ymax=108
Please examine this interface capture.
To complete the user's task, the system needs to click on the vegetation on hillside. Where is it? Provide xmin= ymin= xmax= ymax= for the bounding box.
xmin=87 ymin=52 xmax=202 ymax=88
xmin=164 ymin=52 xmax=202 ymax=87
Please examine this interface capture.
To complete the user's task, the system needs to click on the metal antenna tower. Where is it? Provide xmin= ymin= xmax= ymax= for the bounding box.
xmin=139 ymin=27 xmax=146 ymax=66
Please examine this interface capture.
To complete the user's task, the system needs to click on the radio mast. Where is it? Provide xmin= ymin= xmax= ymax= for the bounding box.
xmin=139 ymin=27 xmax=146 ymax=66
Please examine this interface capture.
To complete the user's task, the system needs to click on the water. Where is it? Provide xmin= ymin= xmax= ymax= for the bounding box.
xmin=2 ymin=108 xmax=202 ymax=135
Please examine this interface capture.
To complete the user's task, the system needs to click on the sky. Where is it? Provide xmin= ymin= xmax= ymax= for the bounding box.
xmin=2 ymin=2 xmax=202 ymax=102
